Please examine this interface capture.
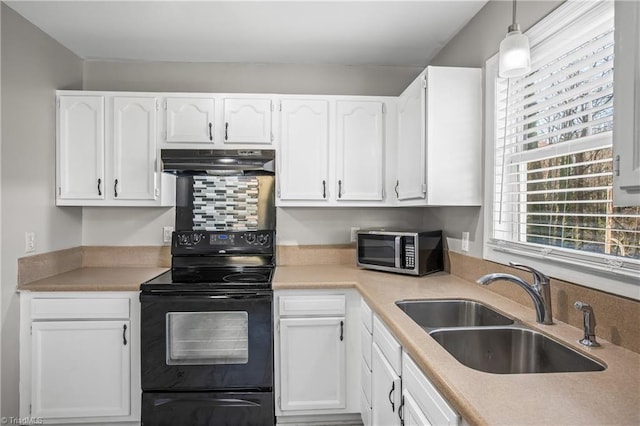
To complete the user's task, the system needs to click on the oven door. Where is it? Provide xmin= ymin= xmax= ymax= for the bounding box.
xmin=140 ymin=290 xmax=273 ymax=391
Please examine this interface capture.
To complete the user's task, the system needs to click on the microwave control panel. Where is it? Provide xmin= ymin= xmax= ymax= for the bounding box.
xmin=404 ymin=237 xmax=415 ymax=269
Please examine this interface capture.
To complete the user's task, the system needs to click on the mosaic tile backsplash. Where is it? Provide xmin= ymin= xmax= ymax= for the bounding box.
xmin=193 ymin=176 xmax=259 ymax=231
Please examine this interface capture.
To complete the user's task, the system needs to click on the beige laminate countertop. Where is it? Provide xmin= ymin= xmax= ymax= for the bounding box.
xmin=274 ymin=264 xmax=640 ymax=426
xmin=17 ymin=267 xmax=168 ymax=292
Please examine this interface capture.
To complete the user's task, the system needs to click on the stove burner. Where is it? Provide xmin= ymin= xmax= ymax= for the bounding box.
xmin=223 ymin=273 xmax=269 ymax=283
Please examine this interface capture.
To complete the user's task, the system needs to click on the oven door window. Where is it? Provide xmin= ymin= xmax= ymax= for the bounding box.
xmin=167 ymin=311 xmax=249 ymax=365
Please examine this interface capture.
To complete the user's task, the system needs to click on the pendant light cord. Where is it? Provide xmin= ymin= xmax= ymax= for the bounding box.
xmin=512 ymin=0 xmax=517 ymax=27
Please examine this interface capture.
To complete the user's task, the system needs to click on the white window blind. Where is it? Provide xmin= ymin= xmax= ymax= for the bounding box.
xmin=489 ymin=0 xmax=640 ymax=280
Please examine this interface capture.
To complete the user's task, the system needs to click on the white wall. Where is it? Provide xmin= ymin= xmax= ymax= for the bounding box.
xmin=425 ymin=0 xmax=564 ymax=258
xmin=1 ymin=4 xmax=83 ymax=417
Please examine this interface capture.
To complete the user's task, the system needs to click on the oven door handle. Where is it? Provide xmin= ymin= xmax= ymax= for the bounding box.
xmin=153 ymin=397 xmax=261 ymax=408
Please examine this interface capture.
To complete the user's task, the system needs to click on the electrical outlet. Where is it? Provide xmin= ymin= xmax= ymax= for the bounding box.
xmin=163 ymin=226 xmax=174 ymax=243
xmin=350 ymin=227 xmax=360 ymax=243
xmin=461 ymin=231 xmax=470 ymax=252
xmin=25 ymin=232 xmax=36 ymax=253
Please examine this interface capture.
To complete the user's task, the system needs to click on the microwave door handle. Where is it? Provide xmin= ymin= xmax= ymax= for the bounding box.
xmin=395 ymin=236 xmax=402 ymax=269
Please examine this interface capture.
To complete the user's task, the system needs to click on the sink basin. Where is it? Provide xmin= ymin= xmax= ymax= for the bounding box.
xmin=429 ymin=327 xmax=606 ymax=374
xmin=396 ymin=299 xmax=514 ymax=330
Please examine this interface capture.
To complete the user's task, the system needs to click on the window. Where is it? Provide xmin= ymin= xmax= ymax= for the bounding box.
xmin=485 ymin=0 xmax=639 ymax=299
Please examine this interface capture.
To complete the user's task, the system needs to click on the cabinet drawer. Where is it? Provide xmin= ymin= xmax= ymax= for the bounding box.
xmin=361 ymin=322 xmax=372 ymax=369
xmin=361 ymin=299 xmax=373 ymax=333
xmin=373 ymin=315 xmax=402 ymax=375
xmin=402 ymin=352 xmax=459 ymax=426
xmin=31 ymin=298 xmax=130 ymax=320
xmin=279 ymin=295 xmax=345 ymax=317
xmin=361 ymin=359 xmax=372 ymax=406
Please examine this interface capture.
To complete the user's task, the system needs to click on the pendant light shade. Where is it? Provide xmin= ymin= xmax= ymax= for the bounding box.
xmin=499 ymin=0 xmax=531 ymax=78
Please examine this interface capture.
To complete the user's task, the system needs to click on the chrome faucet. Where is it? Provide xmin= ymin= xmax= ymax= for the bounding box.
xmin=476 ymin=262 xmax=553 ymax=325
xmin=574 ymin=301 xmax=600 ymax=347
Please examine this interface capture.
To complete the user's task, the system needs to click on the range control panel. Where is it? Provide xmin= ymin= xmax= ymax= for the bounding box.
xmin=173 ymin=230 xmax=274 ymax=255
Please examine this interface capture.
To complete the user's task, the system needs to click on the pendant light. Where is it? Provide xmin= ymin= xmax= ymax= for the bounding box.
xmin=499 ymin=0 xmax=531 ymax=78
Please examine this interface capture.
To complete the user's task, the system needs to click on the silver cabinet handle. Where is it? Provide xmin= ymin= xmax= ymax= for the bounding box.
xmin=225 ymin=122 xmax=229 ymax=141
xmin=208 ymin=122 xmax=213 ymax=141
xmin=114 ymin=179 xmax=119 ymax=198
xmin=395 ymin=180 xmax=399 ymax=198
xmin=322 ymin=180 xmax=327 ymax=199
xmin=338 ymin=180 xmax=343 ymax=198
xmin=97 ymin=178 xmax=102 ymax=196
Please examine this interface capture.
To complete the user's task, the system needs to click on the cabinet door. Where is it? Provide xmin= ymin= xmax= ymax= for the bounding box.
xmin=279 ymin=99 xmax=330 ymax=201
xmin=613 ymin=0 xmax=640 ymax=206
xmin=335 ymin=101 xmax=384 ymax=201
xmin=31 ymin=320 xmax=130 ymax=419
xmin=371 ymin=343 xmax=401 ymax=426
xmin=396 ymin=75 xmax=426 ymax=201
xmin=165 ymin=97 xmax=215 ymax=143
xmin=403 ymin=391 xmax=432 ymax=426
xmin=57 ymin=95 xmax=105 ymax=200
xmin=223 ymin=98 xmax=273 ymax=144
xmin=279 ymin=317 xmax=346 ymax=411
xmin=112 ymin=96 xmax=158 ymax=201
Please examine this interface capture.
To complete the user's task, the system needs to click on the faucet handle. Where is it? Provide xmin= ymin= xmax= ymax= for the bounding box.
xmin=509 ymin=262 xmax=550 ymax=286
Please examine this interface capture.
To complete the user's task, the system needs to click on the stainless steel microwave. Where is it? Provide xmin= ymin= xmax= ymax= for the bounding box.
xmin=356 ymin=230 xmax=443 ymax=276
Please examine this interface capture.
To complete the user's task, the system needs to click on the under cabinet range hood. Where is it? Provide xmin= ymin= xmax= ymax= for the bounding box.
xmin=161 ymin=149 xmax=275 ymax=175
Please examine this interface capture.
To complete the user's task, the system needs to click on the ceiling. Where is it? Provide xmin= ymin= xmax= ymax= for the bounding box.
xmin=6 ymin=1 xmax=488 ymax=67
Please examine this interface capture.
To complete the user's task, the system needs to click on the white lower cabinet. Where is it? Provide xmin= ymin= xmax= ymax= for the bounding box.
xmin=279 ymin=316 xmax=346 ymax=411
xmin=31 ymin=320 xmax=130 ymax=419
xmin=372 ymin=343 xmax=402 ymax=426
xmin=274 ymin=289 xmax=361 ymax=424
xmin=20 ymin=292 xmax=141 ymax=425
xmin=365 ymin=313 xmax=461 ymax=426
xmin=402 ymin=352 xmax=459 ymax=426
xmin=371 ymin=316 xmax=402 ymax=426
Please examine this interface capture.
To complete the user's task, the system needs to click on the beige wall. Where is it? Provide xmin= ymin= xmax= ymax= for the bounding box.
xmin=1 ymin=4 xmax=83 ymax=417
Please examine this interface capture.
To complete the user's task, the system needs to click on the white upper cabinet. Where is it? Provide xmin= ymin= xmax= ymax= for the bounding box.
xmin=223 ymin=98 xmax=273 ymax=144
xmin=164 ymin=97 xmax=215 ymax=144
xmin=278 ymin=99 xmax=330 ymax=201
xmin=335 ymin=100 xmax=384 ymax=202
xmin=112 ymin=96 xmax=158 ymax=201
xmin=57 ymin=95 xmax=105 ymax=201
xmin=395 ymin=66 xmax=482 ymax=206
xmin=56 ymin=91 xmax=174 ymax=207
xmin=276 ymin=96 xmax=394 ymax=207
xmin=613 ymin=0 xmax=640 ymax=206
xmin=396 ymin=76 xmax=426 ymax=201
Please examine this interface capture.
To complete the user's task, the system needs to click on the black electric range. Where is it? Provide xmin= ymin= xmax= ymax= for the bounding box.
xmin=140 ymin=229 xmax=276 ymax=426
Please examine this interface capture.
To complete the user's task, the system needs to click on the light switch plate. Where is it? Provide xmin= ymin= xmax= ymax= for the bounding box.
xmin=163 ymin=226 xmax=174 ymax=243
xmin=461 ymin=231 xmax=470 ymax=252
xmin=25 ymin=232 xmax=35 ymax=253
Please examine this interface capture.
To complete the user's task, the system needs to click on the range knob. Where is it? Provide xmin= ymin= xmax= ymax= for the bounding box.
xmin=257 ymin=233 xmax=269 ymax=245
xmin=191 ymin=233 xmax=203 ymax=244
xmin=178 ymin=234 xmax=190 ymax=245
xmin=245 ymin=233 xmax=256 ymax=244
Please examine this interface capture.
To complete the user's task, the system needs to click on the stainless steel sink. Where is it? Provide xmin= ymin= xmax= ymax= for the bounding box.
xmin=429 ymin=327 xmax=606 ymax=374
xmin=395 ymin=299 xmax=514 ymax=330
